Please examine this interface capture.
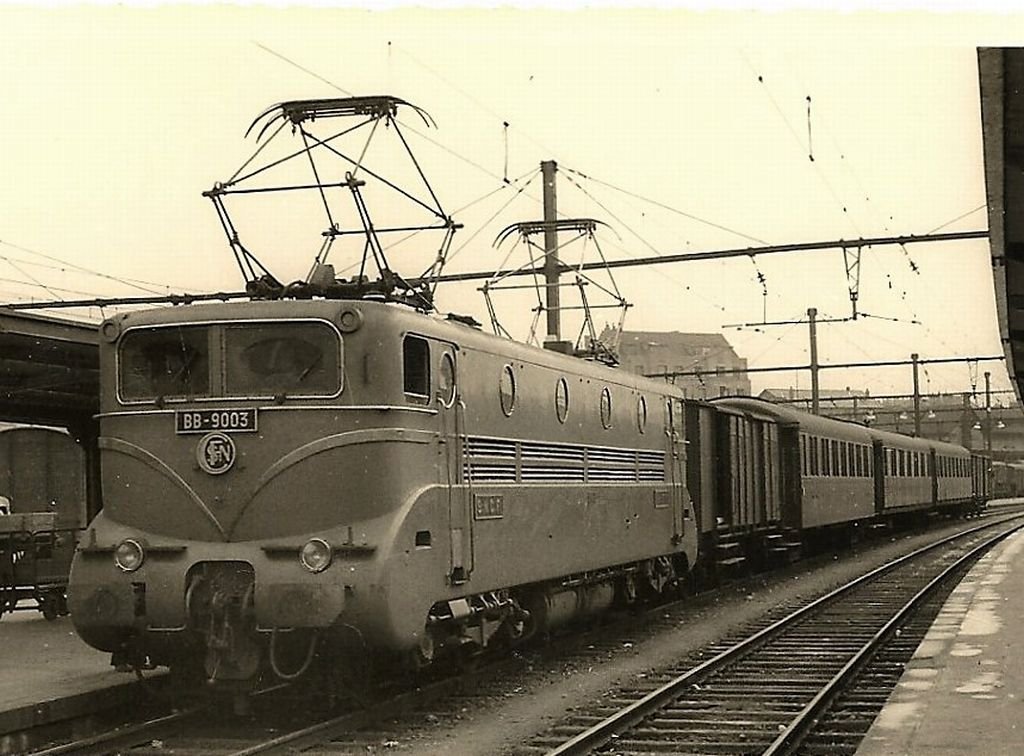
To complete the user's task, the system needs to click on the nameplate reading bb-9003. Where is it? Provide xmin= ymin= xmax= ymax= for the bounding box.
xmin=175 ymin=409 xmax=258 ymax=434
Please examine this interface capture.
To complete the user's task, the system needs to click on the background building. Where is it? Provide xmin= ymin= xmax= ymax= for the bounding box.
xmin=615 ymin=330 xmax=751 ymax=399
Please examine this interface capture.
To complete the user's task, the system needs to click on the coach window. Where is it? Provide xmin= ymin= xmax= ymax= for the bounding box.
xmin=499 ymin=364 xmax=517 ymax=417
xmin=555 ymin=377 xmax=570 ymax=424
xmin=403 ymin=336 xmax=430 ymax=399
xmin=600 ymin=387 xmax=613 ymax=429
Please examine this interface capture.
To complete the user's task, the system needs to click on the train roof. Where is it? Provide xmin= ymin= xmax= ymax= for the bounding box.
xmin=993 ymin=459 xmax=1024 ymax=469
xmin=712 ymin=396 xmax=971 ymax=455
xmin=104 ymin=298 xmax=683 ymax=398
xmin=710 ymin=396 xmax=875 ymax=443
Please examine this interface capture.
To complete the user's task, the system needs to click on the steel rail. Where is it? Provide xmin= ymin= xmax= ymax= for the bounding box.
xmin=223 ymin=655 xmax=521 ymax=756
xmin=763 ymin=522 xmax=1023 ymax=755
xmin=24 ymin=682 xmax=290 ymax=756
xmin=26 ymin=706 xmax=202 ymax=756
xmin=545 ymin=513 xmax=1024 ymax=756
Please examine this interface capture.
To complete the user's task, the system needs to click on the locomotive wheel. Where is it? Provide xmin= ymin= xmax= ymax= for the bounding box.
xmin=454 ymin=641 xmax=482 ymax=673
xmin=39 ymin=593 xmax=59 ymax=621
xmin=639 ymin=556 xmax=677 ymax=599
xmin=617 ymin=572 xmax=639 ymax=606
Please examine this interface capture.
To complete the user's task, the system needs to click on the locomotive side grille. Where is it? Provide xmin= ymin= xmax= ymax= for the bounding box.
xmin=520 ymin=441 xmax=586 ymax=462
xmin=521 ymin=466 xmax=586 ymax=482
xmin=637 ymin=449 xmax=667 ymax=482
xmin=463 ymin=463 xmax=517 ymax=482
xmin=588 ymin=468 xmax=640 ymax=482
xmin=637 ymin=450 xmax=665 ymax=465
xmin=466 ymin=438 xmax=517 ymax=458
xmin=587 ymin=447 xmax=637 ymax=465
xmin=463 ymin=436 xmax=667 ymax=484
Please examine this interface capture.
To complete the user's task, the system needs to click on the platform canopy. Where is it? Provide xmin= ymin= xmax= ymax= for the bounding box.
xmin=980 ymin=48 xmax=1024 ymax=403
xmin=0 ymin=309 xmax=98 ymax=428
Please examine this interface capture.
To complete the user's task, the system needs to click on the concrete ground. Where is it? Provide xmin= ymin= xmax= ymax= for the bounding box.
xmin=858 ymin=528 xmax=1024 ymax=755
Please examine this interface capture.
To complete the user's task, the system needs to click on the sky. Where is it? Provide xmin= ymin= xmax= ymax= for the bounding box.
xmin=0 ymin=3 xmax=1019 ymax=407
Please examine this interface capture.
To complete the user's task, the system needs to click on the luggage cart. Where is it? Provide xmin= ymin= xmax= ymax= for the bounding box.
xmin=0 ymin=512 xmax=76 ymax=620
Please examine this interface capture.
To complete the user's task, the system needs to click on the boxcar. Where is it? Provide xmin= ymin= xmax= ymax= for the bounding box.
xmin=0 ymin=426 xmax=86 ymax=619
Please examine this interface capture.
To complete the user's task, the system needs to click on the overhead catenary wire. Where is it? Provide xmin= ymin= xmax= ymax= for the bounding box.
xmin=743 ymin=49 xmax=933 ymax=328
xmin=562 ymin=166 xmax=769 ymax=247
xmin=0 ymin=239 xmax=198 ymax=295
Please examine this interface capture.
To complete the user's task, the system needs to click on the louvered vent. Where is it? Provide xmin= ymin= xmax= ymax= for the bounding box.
xmin=638 ymin=450 xmax=666 ymax=482
xmin=588 ymin=447 xmax=637 ymax=465
xmin=463 ymin=436 xmax=667 ymax=485
xmin=588 ymin=467 xmax=639 ymax=482
xmin=521 ymin=441 xmax=585 ymax=462
xmin=464 ymin=464 xmax=517 ymax=483
xmin=464 ymin=436 xmax=517 ymax=482
xmin=466 ymin=437 xmax=517 ymax=458
xmin=521 ymin=466 xmax=586 ymax=482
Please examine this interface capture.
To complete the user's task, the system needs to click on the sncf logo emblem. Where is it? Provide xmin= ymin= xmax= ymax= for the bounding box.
xmin=196 ymin=432 xmax=236 ymax=475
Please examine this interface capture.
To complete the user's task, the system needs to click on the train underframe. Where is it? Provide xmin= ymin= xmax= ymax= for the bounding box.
xmin=108 ymin=552 xmax=690 ymax=698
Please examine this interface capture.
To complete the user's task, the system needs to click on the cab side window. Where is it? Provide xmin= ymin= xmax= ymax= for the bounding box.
xmin=403 ymin=336 xmax=430 ymax=398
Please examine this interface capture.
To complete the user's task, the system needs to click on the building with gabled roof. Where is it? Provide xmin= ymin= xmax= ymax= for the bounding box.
xmin=613 ymin=329 xmax=750 ymax=399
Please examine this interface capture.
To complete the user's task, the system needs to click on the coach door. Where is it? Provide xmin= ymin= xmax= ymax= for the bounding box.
xmin=667 ymin=398 xmax=686 ymax=542
xmin=434 ymin=342 xmax=472 ymax=584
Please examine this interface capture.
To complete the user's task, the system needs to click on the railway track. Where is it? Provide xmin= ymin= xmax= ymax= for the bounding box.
xmin=17 ymin=509 xmax=1023 ymax=756
xmin=22 ymin=654 xmax=515 ymax=756
xmin=528 ymin=515 xmax=1024 ymax=756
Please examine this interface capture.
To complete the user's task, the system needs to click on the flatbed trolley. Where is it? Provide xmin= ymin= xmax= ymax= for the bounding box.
xmin=0 ymin=512 xmax=76 ymax=620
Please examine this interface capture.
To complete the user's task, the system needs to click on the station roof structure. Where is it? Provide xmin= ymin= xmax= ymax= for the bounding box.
xmin=0 ymin=309 xmax=98 ymax=428
xmin=980 ymin=47 xmax=1024 ymax=403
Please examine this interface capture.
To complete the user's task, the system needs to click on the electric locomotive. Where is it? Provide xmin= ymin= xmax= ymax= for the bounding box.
xmin=68 ymin=297 xmax=696 ymax=687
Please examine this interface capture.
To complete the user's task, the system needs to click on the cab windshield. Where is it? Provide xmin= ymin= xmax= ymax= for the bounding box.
xmin=118 ymin=321 xmax=342 ymax=402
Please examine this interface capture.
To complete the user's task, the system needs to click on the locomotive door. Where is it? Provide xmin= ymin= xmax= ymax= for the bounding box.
xmin=434 ymin=342 xmax=472 ymax=584
xmin=666 ymin=398 xmax=686 ymax=542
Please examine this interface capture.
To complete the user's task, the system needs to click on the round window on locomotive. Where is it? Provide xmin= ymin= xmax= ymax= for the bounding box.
xmin=637 ymin=395 xmax=648 ymax=433
xmin=600 ymin=387 xmax=613 ymax=429
xmin=499 ymin=364 xmax=517 ymax=417
xmin=555 ymin=377 xmax=570 ymax=424
xmin=438 ymin=353 xmax=456 ymax=407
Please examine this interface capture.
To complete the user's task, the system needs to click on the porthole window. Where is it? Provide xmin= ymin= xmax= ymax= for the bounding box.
xmin=637 ymin=395 xmax=647 ymax=433
xmin=555 ymin=377 xmax=569 ymax=424
xmin=438 ymin=352 xmax=456 ymax=407
xmin=499 ymin=364 xmax=517 ymax=417
xmin=600 ymin=387 xmax=613 ymax=429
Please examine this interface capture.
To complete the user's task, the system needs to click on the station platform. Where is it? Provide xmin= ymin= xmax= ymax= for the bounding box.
xmin=0 ymin=609 xmax=139 ymax=736
xmin=857 ymin=526 xmax=1024 ymax=755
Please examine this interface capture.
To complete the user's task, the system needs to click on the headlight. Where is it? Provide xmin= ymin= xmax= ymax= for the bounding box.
xmin=299 ymin=538 xmax=332 ymax=573
xmin=114 ymin=539 xmax=145 ymax=572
